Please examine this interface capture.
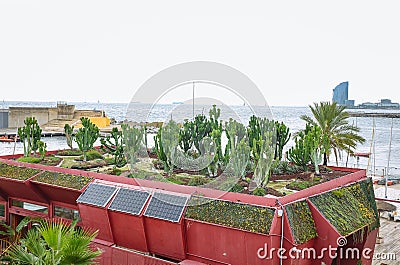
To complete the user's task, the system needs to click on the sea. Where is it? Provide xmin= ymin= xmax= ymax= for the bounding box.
xmin=1 ymin=101 xmax=400 ymax=176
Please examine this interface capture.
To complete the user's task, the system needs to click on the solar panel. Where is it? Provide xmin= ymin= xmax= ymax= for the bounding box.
xmin=144 ymin=192 xmax=189 ymax=222
xmin=76 ymin=183 xmax=117 ymax=207
xmin=108 ymin=188 xmax=150 ymax=215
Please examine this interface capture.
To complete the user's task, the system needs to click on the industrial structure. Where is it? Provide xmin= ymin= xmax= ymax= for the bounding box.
xmin=0 ymin=102 xmax=110 ymax=130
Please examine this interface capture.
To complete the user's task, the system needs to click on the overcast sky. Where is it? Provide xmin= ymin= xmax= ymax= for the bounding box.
xmin=1 ymin=1 xmax=399 ymax=106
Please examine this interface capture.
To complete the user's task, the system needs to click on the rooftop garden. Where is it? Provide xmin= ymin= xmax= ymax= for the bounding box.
xmin=7 ymin=101 xmax=365 ymax=197
xmin=0 ymin=162 xmax=42 ymax=181
xmin=32 ymin=171 xmax=93 ymax=190
xmin=285 ymin=200 xmax=318 ymax=244
xmin=185 ymin=196 xmax=275 ymax=234
xmin=309 ymin=178 xmax=379 ymax=237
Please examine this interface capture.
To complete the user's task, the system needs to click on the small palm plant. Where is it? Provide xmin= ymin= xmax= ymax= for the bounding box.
xmin=2 ymin=219 xmax=101 ymax=265
xmin=300 ymin=102 xmax=365 ymax=165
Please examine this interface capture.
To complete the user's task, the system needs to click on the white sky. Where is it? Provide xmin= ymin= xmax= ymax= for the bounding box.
xmin=1 ymin=1 xmax=399 ymax=106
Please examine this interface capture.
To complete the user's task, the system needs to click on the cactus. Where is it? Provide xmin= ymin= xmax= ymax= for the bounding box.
xmin=286 ymin=124 xmax=313 ymax=171
xmin=160 ymin=120 xmax=180 ymax=175
xmin=253 ymin=119 xmax=275 ymax=188
xmin=305 ymin=126 xmax=327 ymax=175
xmin=225 ymin=119 xmax=249 ymax=179
xmin=75 ymin=117 xmax=100 ymax=161
xmin=121 ymin=124 xmax=144 ymax=169
xmin=208 ymin=105 xmax=224 ymax=176
xmin=64 ymin=124 xmax=74 ymax=150
xmin=17 ymin=117 xmax=42 ymax=157
xmin=179 ymin=119 xmax=194 ymax=153
xmin=193 ymin=114 xmax=212 ymax=154
xmin=228 ymin=137 xmax=250 ymax=180
xmin=37 ymin=140 xmax=47 ymax=160
xmin=101 ymin=127 xmax=126 ymax=168
xmin=154 ymin=128 xmax=168 ymax=169
xmin=275 ymin=121 xmax=290 ymax=160
xmin=247 ymin=115 xmax=261 ymax=162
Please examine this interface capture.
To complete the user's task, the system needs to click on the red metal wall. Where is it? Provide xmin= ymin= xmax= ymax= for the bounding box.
xmin=108 ymin=210 xmax=148 ymax=252
xmin=144 ymin=217 xmax=186 ymax=261
xmin=78 ymin=204 xmax=114 ymax=243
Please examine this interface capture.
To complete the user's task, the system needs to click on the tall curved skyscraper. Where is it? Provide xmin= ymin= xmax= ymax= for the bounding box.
xmin=332 ymin=81 xmax=349 ymax=105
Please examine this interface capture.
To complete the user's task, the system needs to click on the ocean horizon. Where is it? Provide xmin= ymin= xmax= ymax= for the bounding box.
xmin=1 ymin=100 xmax=400 ymax=175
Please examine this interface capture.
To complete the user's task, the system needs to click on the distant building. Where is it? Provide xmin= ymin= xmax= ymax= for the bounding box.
xmin=357 ymin=99 xmax=400 ymax=109
xmin=0 ymin=109 xmax=8 ymax=129
xmin=345 ymin=100 xmax=355 ymax=108
xmin=332 ymin=82 xmax=349 ymax=105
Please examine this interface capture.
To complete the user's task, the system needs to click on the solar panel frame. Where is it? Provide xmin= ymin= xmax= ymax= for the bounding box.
xmin=76 ymin=183 xmax=118 ymax=207
xmin=108 ymin=188 xmax=151 ymax=216
xmin=144 ymin=192 xmax=189 ymax=223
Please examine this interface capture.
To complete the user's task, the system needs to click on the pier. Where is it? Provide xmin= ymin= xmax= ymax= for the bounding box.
xmin=348 ymin=112 xmax=400 ymax=118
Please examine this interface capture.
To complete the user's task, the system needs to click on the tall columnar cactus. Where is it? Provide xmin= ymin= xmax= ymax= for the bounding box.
xmin=17 ymin=117 xmax=42 ymax=157
xmin=121 ymin=124 xmax=144 ymax=169
xmin=305 ymin=125 xmax=327 ymax=175
xmin=179 ymin=119 xmax=194 ymax=154
xmin=193 ymin=114 xmax=212 ymax=154
xmin=275 ymin=121 xmax=291 ymax=160
xmin=208 ymin=105 xmax=224 ymax=176
xmin=101 ymin=127 xmax=126 ymax=168
xmin=64 ymin=124 xmax=74 ymax=150
xmin=247 ymin=115 xmax=261 ymax=162
xmin=225 ymin=119 xmax=249 ymax=179
xmin=75 ymin=117 xmax=100 ymax=161
xmin=154 ymin=128 xmax=168 ymax=169
xmin=253 ymin=119 xmax=275 ymax=188
xmin=160 ymin=120 xmax=180 ymax=175
xmin=286 ymin=124 xmax=313 ymax=171
xmin=229 ymin=137 xmax=250 ymax=180
xmin=37 ymin=140 xmax=47 ymax=160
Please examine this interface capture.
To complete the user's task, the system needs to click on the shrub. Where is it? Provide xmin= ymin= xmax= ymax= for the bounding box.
xmin=80 ymin=149 xmax=103 ymax=161
xmin=286 ymin=180 xmax=317 ymax=191
xmin=16 ymin=156 xmax=42 ymax=164
xmin=56 ymin=149 xmax=83 ymax=156
xmin=188 ymin=175 xmax=209 ymax=186
xmin=252 ymin=187 xmax=266 ymax=196
xmin=229 ymin=183 xmax=244 ymax=193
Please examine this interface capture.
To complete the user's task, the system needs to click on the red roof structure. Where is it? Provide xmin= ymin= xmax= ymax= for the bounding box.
xmin=0 ymin=156 xmax=379 ymax=265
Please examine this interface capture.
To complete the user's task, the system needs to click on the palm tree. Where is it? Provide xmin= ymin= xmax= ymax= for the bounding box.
xmin=300 ymin=101 xmax=365 ymax=165
xmin=2 ymin=219 xmax=101 ymax=265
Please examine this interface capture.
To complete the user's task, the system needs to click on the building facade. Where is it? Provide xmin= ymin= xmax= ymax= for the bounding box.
xmin=332 ymin=81 xmax=349 ymax=105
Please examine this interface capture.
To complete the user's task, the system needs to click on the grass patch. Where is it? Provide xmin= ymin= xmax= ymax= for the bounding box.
xmin=286 ymin=179 xmax=321 ymax=191
xmin=0 ymin=162 xmax=42 ymax=181
xmin=285 ymin=200 xmax=318 ymax=244
xmin=185 ymin=196 xmax=275 ymax=234
xmin=56 ymin=149 xmax=82 ymax=156
xmin=33 ymin=171 xmax=92 ymax=190
xmin=309 ymin=178 xmax=379 ymax=236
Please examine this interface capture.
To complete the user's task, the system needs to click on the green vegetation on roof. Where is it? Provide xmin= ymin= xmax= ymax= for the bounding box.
xmin=309 ymin=178 xmax=379 ymax=236
xmin=0 ymin=162 xmax=42 ymax=181
xmin=33 ymin=171 xmax=92 ymax=190
xmin=285 ymin=200 xmax=318 ymax=244
xmin=185 ymin=196 xmax=275 ymax=234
